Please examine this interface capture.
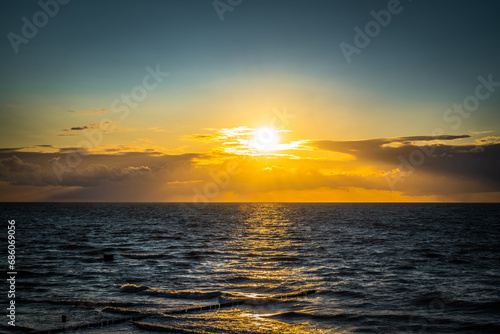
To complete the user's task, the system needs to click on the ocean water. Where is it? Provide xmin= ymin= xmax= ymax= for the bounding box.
xmin=1 ymin=203 xmax=499 ymax=334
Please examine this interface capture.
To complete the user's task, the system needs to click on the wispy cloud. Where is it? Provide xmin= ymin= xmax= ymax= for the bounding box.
xmin=57 ymin=121 xmax=117 ymax=136
xmin=470 ymin=130 xmax=493 ymax=135
xmin=57 ymin=122 xmax=154 ymax=137
xmin=188 ymin=126 xmax=305 ymax=158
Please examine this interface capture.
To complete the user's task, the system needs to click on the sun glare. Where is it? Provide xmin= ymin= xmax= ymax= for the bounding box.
xmin=252 ymin=127 xmax=279 ymax=152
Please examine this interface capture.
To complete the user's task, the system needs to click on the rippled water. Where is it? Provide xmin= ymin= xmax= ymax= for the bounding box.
xmin=1 ymin=203 xmax=499 ymax=333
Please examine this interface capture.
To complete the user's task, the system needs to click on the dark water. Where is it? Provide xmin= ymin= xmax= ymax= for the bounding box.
xmin=1 ymin=203 xmax=499 ymax=333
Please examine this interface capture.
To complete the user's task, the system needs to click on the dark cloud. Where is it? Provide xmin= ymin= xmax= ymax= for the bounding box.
xmin=311 ymin=135 xmax=470 ymax=153
xmin=0 ymin=156 xmax=43 ymax=186
xmin=309 ymin=135 xmax=500 ymax=186
xmin=0 ymin=148 xmax=22 ymax=153
xmin=0 ymin=150 xmax=198 ymax=189
xmin=58 ymin=122 xmax=116 ymax=135
xmin=54 ymin=164 xmax=154 ymax=187
xmin=187 ymin=134 xmax=219 ymax=142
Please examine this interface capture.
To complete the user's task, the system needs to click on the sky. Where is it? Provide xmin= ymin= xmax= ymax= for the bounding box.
xmin=0 ymin=0 xmax=499 ymax=202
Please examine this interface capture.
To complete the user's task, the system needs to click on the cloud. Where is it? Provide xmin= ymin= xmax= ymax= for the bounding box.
xmin=147 ymin=127 xmax=166 ymax=132
xmin=57 ymin=122 xmax=155 ymax=137
xmin=187 ymin=134 xmax=220 ymax=142
xmin=0 ymin=156 xmax=43 ymax=186
xmin=0 ymin=133 xmax=499 ymax=202
xmin=311 ymin=135 xmax=470 ymax=154
xmin=0 ymin=149 xmax=198 ymax=190
xmin=475 ymin=136 xmax=500 ymax=145
xmin=187 ymin=126 xmax=304 ymax=158
xmin=59 ymin=121 xmax=116 ymax=135
xmin=0 ymin=144 xmax=170 ymax=156
xmin=469 ymin=130 xmax=493 ymax=135
xmin=309 ymin=135 xmax=500 ymax=186
xmin=52 ymin=163 xmax=154 ymax=187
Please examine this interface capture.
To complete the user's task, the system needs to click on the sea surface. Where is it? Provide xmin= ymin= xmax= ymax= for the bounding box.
xmin=1 ymin=203 xmax=500 ymax=334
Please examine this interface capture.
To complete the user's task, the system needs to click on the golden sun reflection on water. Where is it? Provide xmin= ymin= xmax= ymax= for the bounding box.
xmin=167 ymin=309 xmax=317 ymax=333
xmin=156 ymin=203 xmax=344 ymax=333
xmin=226 ymin=204 xmax=308 ymax=287
xmin=209 ymin=204 xmax=328 ymax=332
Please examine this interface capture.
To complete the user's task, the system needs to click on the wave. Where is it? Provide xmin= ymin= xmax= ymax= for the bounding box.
xmin=266 ymin=309 xmax=413 ymax=326
xmin=121 ymin=253 xmax=165 ymax=259
xmin=146 ymin=289 xmax=222 ymax=299
xmin=460 ymin=323 xmax=500 ymax=333
xmin=422 ymin=252 xmax=443 ymax=258
xmin=120 ymin=284 xmax=149 ymax=293
xmin=393 ymin=264 xmax=416 ymax=270
xmin=133 ymin=321 xmax=206 ymax=334
xmin=450 ymin=299 xmax=500 ymax=313
xmin=269 ymin=256 xmax=300 ymax=262
xmin=59 ymin=243 xmax=94 ymax=250
xmin=27 ymin=313 xmax=149 ymax=333
xmin=264 ymin=310 xmax=357 ymax=322
xmin=413 ymin=291 xmax=449 ymax=306
xmin=414 ymin=293 xmax=500 ymax=313
xmin=448 ymin=258 xmax=470 ymax=264
xmin=227 ymin=275 xmax=277 ymax=283
xmin=224 ymin=289 xmax=317 ymax=301
xmin=115 ymin=288 xmax=318 ymax=316
xmin=331 ymin=289 xmax=366 ymax=298
xmin=18 ymin=298 xmax=138 ymax=307
xmin=120 ymin=284 xmax=222 ymax=299
xmin=102 ymin=306 xmax=145 ymax=315
xmin=1 ymin=269 xmax=61 ymax=278
xmin=184 ymin=250 xmax=222 ymax=258
xmin=106 ymin=290 xmax=317 ymax=318
xmin=273 ymin=289 xmax=317 ymax=299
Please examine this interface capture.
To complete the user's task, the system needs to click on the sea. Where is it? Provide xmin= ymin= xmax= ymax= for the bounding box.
xmin=1 ymin=203 xmax=499 ymax=334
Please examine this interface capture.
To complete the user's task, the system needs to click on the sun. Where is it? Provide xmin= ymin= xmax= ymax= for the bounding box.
xmin=251 ymin=127 xmax=280 ymax=152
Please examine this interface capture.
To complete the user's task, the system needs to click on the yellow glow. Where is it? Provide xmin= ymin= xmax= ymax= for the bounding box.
xmin=251 ymin=127 xmax=280 ymax=152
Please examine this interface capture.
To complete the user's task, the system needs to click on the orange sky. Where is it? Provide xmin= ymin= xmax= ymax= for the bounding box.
xmin=1 ymin=125 xmax=499 ymax=202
